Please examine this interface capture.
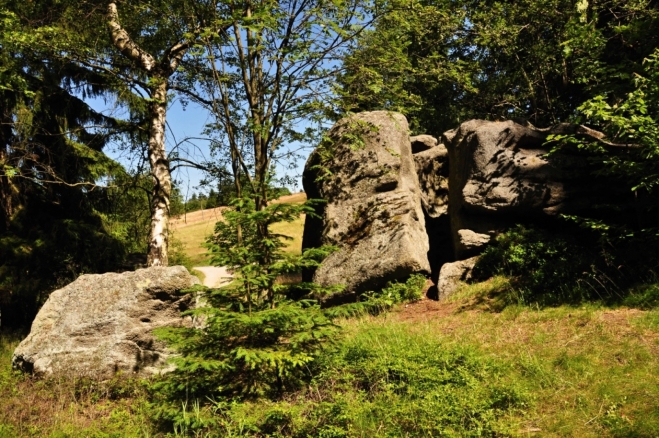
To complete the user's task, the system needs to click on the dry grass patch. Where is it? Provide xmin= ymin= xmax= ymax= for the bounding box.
xmin=270 ymin=192 xmax=307 ymax=204
xmin=171 ymin=220 xmax=216 ymax=266
xmin=270 ymin=214 xmax=305 ymax=255
xmin=172 ymin=192 xmax=308 ymax=264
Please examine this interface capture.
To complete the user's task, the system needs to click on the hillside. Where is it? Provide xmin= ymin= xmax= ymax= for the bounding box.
xmin=171 ymin=192 xmax=307 ymax=266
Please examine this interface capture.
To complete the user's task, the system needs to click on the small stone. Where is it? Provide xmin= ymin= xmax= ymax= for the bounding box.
xmin=457 ymin=229 xmax=491 ymax=255
xmin=410 ymin=135 xmax=438 ymax=153
xmin=437 ymin=257 xmax=479 ymax=300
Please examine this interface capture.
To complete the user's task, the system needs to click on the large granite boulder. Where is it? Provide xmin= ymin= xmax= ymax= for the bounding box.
xmin=444 ymin=120 xmax=633 ymax=259
xmin=13 ymin=266 xmax=199 ymax=378
xmin=302 ymin=111 xmax=430 ymax=299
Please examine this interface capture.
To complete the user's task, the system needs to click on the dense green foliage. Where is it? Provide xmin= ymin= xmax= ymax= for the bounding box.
xmin=154 ymin=323 xmax=528 ymax=437
xmin=473 ymin=225 xmax=659 ymax=307
xmin=551 ymin=48 xmax=659 ymax=240
xmin=0 ymin=4 xmax=157 ymax=326
xmin=341 ymin=0 xmax=659 ymax=136
xmin=474 ymin=226 xmax=612 ymax=305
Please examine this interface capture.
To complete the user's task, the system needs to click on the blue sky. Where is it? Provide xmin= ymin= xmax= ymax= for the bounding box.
xmin=89 ymin=95 xmax=309 ymax=200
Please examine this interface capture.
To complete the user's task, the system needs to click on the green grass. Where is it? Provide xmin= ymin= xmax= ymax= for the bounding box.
xmin=161 ymin=299 xmax=659 ymax=437
xmin=3 ymin=291 xmax=659 ymax=436
xmin=0 ymin=330 xmax=155 ymax=437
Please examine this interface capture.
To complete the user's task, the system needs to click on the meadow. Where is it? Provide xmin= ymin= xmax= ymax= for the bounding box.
xmin=2 ymin=294 xmax=658 ymax=436
xmin=171 ymin=192 xmax=308 ymax=267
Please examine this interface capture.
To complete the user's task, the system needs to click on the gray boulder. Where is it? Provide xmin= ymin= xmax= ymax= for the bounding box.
xmin=412 ymin=137 xmax=451 ymax=284
xmin=13 ymin=266 xmax=199 ymax=378
xmin=444 ymin=119 xmax=632 ymax=259
xmin=302 ymin=111 xmax=430 ymax=298
xmin=437 ymin=256 xmax=479 ymax=300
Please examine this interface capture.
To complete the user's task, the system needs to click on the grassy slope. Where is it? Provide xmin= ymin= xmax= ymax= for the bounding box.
xmin=171 ymin=192 xmax=307 ymax=267
xmin=391 ymin=295 xmax=659 ymax=436
xmin=4 ymin=301 xmax=657 ymax=436
xmin=212 ymin=297 xmax=659 ymax=437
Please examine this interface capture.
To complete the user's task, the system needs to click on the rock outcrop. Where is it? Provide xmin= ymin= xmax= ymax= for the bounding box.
xmin=13 ymin=266 xmax=199 ymax=378
xmin=412 ymin=135 xmax=449 ymax=219
xmin=302 ymin=111 xmax=430 ymax=299
xmin=302 ymin=114 xmax=638 ymax=299
xmin=444 ymin=119 xmax=632 ymax=259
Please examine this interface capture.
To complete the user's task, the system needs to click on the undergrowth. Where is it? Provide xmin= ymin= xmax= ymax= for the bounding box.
xmin=148 ymin=321 xmax=529 ymax=437
xmin=149 ymin=272 xmax=429 ymax=435
xmin=324 ymin=274 xmax=427 ymax=319
xmin=471 ymin=225 xmax=659 ymax=307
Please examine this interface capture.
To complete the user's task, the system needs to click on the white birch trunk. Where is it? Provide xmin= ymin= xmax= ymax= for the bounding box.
xmin=107 ymin=2 xmax=186 ymax=267
xmin=146 ymin=81 xmax=171 ymax=267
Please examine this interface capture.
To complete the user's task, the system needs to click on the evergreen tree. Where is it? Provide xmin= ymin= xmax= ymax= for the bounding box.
xmin=0 ymin=5 xmax=145 ymax=326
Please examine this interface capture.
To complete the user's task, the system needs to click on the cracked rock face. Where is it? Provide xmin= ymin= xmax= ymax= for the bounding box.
xmin=302 ymin=111 xmax=430 ymax=299
xmin=12 ymin=266 xmax=199 ymax=378
xmin=413 ymin=137 xmax=449 ymax=219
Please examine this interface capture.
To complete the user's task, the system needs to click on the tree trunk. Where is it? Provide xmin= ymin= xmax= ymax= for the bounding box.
xmin=0 ymin=130 xmax=14 ymax=233
xmin=146 ymin=80 xmax=171 ymax=266
xmin=107 ymin=2 xmax=186 ymax=267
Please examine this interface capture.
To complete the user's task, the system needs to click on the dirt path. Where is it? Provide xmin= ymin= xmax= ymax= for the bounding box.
xmin=194 ymin=266 xmax=233 ymax=288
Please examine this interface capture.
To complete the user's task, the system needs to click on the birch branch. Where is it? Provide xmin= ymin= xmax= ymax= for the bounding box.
xmin=107 ymin=2 xmax=156 ymax=72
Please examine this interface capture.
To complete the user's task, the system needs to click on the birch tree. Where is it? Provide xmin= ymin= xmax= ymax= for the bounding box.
xmin=104 ymin=2 xmax=194 ymax=266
